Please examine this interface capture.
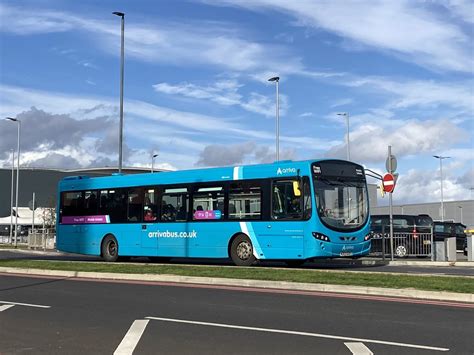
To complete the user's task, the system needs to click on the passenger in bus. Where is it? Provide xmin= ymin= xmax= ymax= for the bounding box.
xmin=144 ymin=209 xmax=157 ymax=221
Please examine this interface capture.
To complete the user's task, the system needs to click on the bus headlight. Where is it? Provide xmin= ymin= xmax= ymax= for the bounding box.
xmin=312 ymin=232 xmax=330 ymax=242
xmin=364 ymin=233 xmax=373 ymax=241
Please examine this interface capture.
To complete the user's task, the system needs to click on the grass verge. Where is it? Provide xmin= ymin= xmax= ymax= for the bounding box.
xmin=0 ymin=259 xmax=473 ymax=294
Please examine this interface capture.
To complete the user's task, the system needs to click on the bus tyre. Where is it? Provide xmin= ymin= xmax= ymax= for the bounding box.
xmin=230 ymin=234 xmax=256 ymax=266
xmin=395 ymin=244 xmax=408 ymax=258
xmin=102 ymin=235 xmax=119 ymax=262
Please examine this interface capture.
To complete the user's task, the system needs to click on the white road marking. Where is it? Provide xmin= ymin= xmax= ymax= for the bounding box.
xmin=114 ymin=319 xmax=149 ymax=355
xmin=146 ymin=317 xmax=449 ymax=352
xmin=0 ymin=304 xmax=15 ymax=312
xmin=345 ymin=342 xmax=373 ymax=355
xmin=0 ymin=300 xmax=50 ymax=308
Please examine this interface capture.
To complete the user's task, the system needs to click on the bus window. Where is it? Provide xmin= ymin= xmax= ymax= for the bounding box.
xmin=161 ymin=187 xmax=188 ymax=222
xmin=303 ymin=177 xmax=312 ymax=219
xmin=228 ymin=182 xmax=262 ymax=220
xmin=61 ymin=191 xmax=83 ymax=218
xmin=193 ymin=186 xmax=224 ymax=220
xmin=99 ymin=189 xmax=127 ymax=223
xmin=272 ymin=180 xmax=302 ymax=220
xmin=127 ymin=188 xmax=144 ymax=222
xmin=144 ymin=188 xmax=158 ymax=221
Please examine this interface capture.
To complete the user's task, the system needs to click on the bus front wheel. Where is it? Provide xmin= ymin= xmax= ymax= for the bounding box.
xmin=102 ymin=235 xmax=119 ymax=262
xmin=230 ymin=234 xmax=256 ymax=266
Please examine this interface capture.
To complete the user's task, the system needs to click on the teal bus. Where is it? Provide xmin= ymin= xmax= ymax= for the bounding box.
xmin=56 ymin=159 xmax=371 ymax=266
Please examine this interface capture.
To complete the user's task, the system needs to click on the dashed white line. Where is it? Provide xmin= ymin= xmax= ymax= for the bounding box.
xmin=0 ymin=304 xmax=15 ymax=312
xmin=0 ymin=300 xmax=50 ymax=308
xmin=345 ymin=342 xmax=373 ymax=354
xmin=146 ymin=316 xmax=449 ymax=352
xmin=114 ymin=319 xmax=149 ymax=355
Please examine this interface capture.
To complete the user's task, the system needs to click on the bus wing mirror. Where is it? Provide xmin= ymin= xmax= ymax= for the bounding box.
xmin=293 ymin=181 xmax=301 ymax=197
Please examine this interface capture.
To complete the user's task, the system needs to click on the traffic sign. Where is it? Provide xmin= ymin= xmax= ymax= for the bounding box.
xmin=383 ymin=173 xmax=396 ymax=193
xmin=385 ymin=154 xmax=397 ymax=173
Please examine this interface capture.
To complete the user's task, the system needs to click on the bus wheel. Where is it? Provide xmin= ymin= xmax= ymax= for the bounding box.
xmin=102 ymin=235 xmax=119 ymax=262
xmin=230 ymin=234 xmax=256 ymax=266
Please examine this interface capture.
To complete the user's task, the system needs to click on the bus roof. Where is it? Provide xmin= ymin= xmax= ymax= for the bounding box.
xmin=59 ymin=159 xmax=363 ymax=191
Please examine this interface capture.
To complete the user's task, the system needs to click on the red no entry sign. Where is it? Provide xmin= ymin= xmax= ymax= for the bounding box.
xmin=383 ymin=173 xmax=396 ymax=193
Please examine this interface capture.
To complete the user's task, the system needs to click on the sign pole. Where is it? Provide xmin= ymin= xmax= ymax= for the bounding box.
xmin=388 ymin=145 xmax=394 ymax=261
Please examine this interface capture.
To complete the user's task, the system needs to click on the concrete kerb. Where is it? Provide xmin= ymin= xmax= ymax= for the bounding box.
xmin=0 ymin=267 xmax=472 ymax=304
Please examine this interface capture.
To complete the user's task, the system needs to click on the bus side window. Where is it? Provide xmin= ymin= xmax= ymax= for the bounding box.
xmin=228 ymin=182 xmax=262 ymax=220
xmin=192 ymin=186 xmax=224 ymax=221
xmin=144 ymin=188 xmax=158 ymax=222
xmin=272 ymin=180 xmax=303 ymax=220
xmin=128 ymin=187 xmax=144 ymax=222
xmin=161 ymin=187 xmax=189 ymax=222
xmin=303 ymin=177 xmax=312 ymax=219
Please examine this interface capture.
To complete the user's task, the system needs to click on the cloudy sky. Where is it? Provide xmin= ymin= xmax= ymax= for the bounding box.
xmin=0 ymin=0 xmax=472 ymax=205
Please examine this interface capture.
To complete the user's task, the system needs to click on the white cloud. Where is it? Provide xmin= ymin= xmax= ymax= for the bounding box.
xmin=207 ymin=0 xmax=473 ymax=72
xmin=153 ymin=79 xmax=289 ymax=117
xmin=325 ymin=119 xmax=468 ymax=163
xmin=0 ymin=3 xmax=307 ymax=75
xmin=299 ymin=112 xmax=313 ymax=118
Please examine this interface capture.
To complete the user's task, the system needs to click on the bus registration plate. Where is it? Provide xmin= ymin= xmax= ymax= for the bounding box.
xmin=340 ymin=252 xmax=353 ymax=257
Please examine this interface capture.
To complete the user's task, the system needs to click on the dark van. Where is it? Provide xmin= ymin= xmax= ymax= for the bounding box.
xmin=433 ymin=221 xmax=466 ymax=251
xmin=370 ymin=214 xmax=434 ymax=257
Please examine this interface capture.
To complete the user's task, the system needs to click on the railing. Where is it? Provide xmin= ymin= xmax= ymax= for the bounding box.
xmin=370 ymin=228 xmax=433 ymax=259
xmin=28 ymin=228 xmax=56 ymax=250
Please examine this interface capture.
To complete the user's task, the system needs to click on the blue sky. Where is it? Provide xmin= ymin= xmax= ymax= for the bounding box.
xmin=0 ymin=0 xmax=472 ymax=205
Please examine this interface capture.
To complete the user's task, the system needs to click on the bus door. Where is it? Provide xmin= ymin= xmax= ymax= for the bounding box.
xmin=255 ymin=179 xmax=306 ymax=259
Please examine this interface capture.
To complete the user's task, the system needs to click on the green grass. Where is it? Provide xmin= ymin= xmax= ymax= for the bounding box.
xmin=0 ymin=259 xmax=472 ymax=294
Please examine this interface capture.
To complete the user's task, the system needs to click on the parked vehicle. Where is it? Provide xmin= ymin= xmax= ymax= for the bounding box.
xmin=463 ymin=238 xmax=468 ymax=256
xmin=370 ymin=214 xmax=434 ymax=257
xmin=433 ymin=221 xmax=466 ymax=251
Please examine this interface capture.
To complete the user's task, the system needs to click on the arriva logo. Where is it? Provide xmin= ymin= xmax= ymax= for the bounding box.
xmin=277 ymin=167 xmax=297 ymax=175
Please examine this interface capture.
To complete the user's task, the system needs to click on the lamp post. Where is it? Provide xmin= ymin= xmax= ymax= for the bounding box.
xmin=9 ymin=149 xmax=14 ymax=244
xmin=113 ymin=11 xmax=125 ymax=173
xmin=433 ymin=155 xmax=450 ymax=221
xmin=6 ymin=117 xmax=21 ymax=247
xmin=268 ymin=76 xmax=280 ymax=161
xmin=151 ymin=153 xmax=159 ymax=173
xmin=458 ymin=206 xmax=463 ymax=224
xmin=337 ymin=112 xmax=350 ymax=161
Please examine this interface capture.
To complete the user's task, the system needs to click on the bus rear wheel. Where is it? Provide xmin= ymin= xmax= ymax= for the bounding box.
xmin=102 ymin=235 xmax=119 ymax=262
xmin=230 ymin=234 xmax=256 ymax=266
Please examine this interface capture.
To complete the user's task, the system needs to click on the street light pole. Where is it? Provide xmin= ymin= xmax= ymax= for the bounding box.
xmin=337 ymin=112 xmax=350 ymax=161
xmin=458 ymin=206 xmax=463 ymax=224
xmin=151 ymin=153 xmax=158 ymax=173
xmin=268 ymin=76 xmax=280 ymax=161
xmin=9 ymin=149 xmax=14 ymax=244
xmin=6 ymin=117 xmax=21 ymax=247
xmin=433 ymin=155 xmax=450 ymax=222
xmin=113 ymin=11 xmax=125 ymax=173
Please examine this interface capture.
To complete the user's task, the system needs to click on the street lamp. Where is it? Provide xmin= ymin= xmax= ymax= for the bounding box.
xmin=113 ymin=11 xmax=125 ymax=173
xmin=9 ymin=149 xmax=14 ymax=244
xmin=6 ymin=117 xmax=21 ymax=247
xmin=151 ymin=153 xmax=159 ymax=173
xmin=433 ymin=155 xmax=450 ymax=221
xmin=268 ymin=76 xmax=280 ymax=161
xmin=337 ymin=112 xmax=350 ymax=161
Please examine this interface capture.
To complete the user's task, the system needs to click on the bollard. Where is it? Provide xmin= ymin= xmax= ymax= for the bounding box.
xmin=467 ymin=235 xmax=473 ymax=262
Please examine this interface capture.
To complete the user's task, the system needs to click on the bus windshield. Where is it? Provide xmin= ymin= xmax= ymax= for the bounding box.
xmin=312 ymin=161 xmax=368 ymax=231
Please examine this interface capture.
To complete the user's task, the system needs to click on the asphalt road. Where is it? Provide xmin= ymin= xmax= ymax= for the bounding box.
xmin=1 ymin=274 xmax=473 ymax=354
xmin=1 ymin=249 xmax=473 ymax=277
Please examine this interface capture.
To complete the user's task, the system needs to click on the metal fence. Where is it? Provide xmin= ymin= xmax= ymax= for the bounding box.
xmin=28 ymin=229 xmax=56 ymax=250
xmin=370 ymin=230 xmax=433 ymax=259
